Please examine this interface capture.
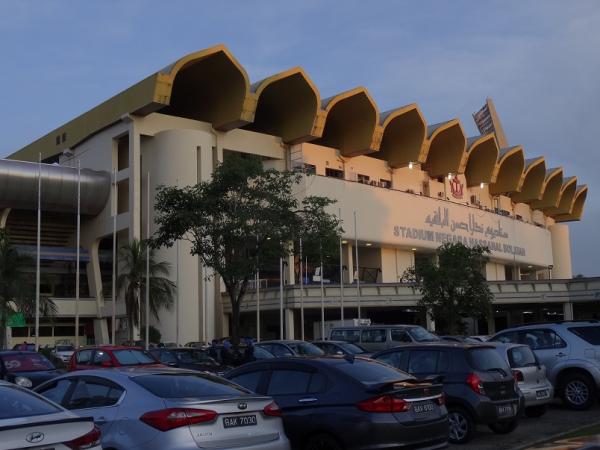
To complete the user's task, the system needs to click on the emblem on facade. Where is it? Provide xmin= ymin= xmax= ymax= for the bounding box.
xmin=450 ymin=178 xmax=464 ymax=199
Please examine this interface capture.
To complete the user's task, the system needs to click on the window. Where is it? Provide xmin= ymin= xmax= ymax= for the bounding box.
xmin=337 ymin=342 xmax=365 ymax=355
xmin=325 ymin=168 xmax=344 ymax=179
xmin=38 ymin=379 xmax=74 ymax=405
xmin=380 ymin=179 xmax=392 ymax=189
xmin=303 ymin=163 xmax=316 ymax=175
xmin=230 ymin=371 xmax=263 ymax=392
xmin=267 ymin=370 xmax=325 ymax=395
xmin=407 ymin=327 xmax=440 ymax=342
xmin=330 ymin=329 xmax=360 ymax=343
xmin=11 ymin=327 xmax=28 ymax=338
xmin=507 ymin=346 xmax=537 ymax=368
xmin=264 ymin=344 xmax=294 ymax=357
xmin=357 ymin=174 xmax=370 ymax=184
xmin=519 ymin=329 xmax=566 ymax=350
xmin=331 ymin=359 xmax=412 ymax=387
xmin=390 ymin=329 xmax=411 ymax=343
xmin=67 ymin=379 xmax=124 ymax=409
xmin=112 ymin=349 xmax=156 ymax=365
xmin=467 ymin=348 xmax=510 ymax=373
xmin=286 ymin=342 xmax=324 ymax=356
xmin=0 ymin=354 xmax=54 ymax=372
xmin=568 ymin=326 xmax=600 ymax=345
xmin=134 ymin=373 xmax=247 ymax=399
xmin=361 ymin=329 xmax=387 ymax=344
xmin=0 ymin=386 xmax=61 ymax=419
xmin=375 ymin=351 xmax=404 ymax=369
xmin=408 ymin=350 xmax=439 ymax=375
xmin=76 ymin=350 xmax=93 ymax=365
xmin=92 ymin=351 xmax=111 ymax=366
xmin=492 ymin=331 xmax=519 ymax=344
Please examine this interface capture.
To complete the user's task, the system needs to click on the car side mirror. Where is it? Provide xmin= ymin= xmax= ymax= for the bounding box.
xmin=101 ymin=360 xmax=113 ymax=368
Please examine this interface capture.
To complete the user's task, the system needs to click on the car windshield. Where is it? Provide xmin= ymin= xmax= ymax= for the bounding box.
xmin=0 ymin=386 xmax=61 ymax=419
xmin=174 ymin=350 xmax=214 ymax=364
xmin=338 ymin=342 xmax=366 ymax=354
xmin=507 ymin=346 xmax=537 ymax=368
xmin=467 ymin=348 xmax=511 ymax=373
xmin=408 ymin=327 xmax=440 ymax=342
xmin=153 ymin=350 xmax=177 ymax=364
xmin=287 ymin=342 xmax=324 ymax=356
xmin=332 ymin=359 xmax=413 ymax=387
xmin=55 ymin=346 xmax=74 ymax=352
xmin=113 ymin=349 xmax=156 ymax=366
xmin=254 ymin=346 xmax=274 ymax=359
xmin=568 ymin=326 xmax=600 ymax=345
xmin=0 ymin=353 xmax=54 ymax=372
xmin=133 ymin=373 xmax=249 ymax=399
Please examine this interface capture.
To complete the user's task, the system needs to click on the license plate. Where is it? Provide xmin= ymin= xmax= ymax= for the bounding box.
xmin=412 ymin=401 xmax=435 ymax=414
xmin=223 ymin=415 xmax=258 ymax=429
xmin=497 ymin=404 xmax=515 ymax=418
xmin=536 ymin=389 xmax=549 ymax=399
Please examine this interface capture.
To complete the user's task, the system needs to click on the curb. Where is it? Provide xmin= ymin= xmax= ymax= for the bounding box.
xmin=511 ymin=420 xmax=600 ymax=450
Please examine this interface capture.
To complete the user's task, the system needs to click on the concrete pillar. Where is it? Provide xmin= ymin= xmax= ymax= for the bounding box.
xmin=221 ymin=313 xmax=230 ymax=338
xmin=425 ymin=310 xmax=436 ymax=332
xmin=93 ymin=319 xmax=109 ymax=345
xmin=285 ymin=308 xmax=295 ymax=339
xmin=550 ymin=224 xmax=572 ymax=279
xmin=380 ymin=248 xmax=397 ymax=283
xmin=487 ymin=314 xmax=496 ymax=335
xmin=563 ymin=302 xmax=574 ymax=321
xmin=346 ymin=244 xmax=355 ymax=283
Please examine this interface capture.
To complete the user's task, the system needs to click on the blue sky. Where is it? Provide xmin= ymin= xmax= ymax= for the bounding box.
xmin=1 ymin=0 xmax=599 ymax=275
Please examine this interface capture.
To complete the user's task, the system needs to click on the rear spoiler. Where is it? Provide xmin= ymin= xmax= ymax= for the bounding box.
xmin=367 ymin=378 xmax=444 ymax=394
xmin=0 ymin=416 xmax=93 ymax=432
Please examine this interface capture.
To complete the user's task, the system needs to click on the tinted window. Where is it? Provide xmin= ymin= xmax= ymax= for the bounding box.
xmin=265 ymin=344 xmax=293 ymax=357
xmin=134 ymin=374 xmax=247 ymax=398
xmin=390 ymin=329 xmax=411 ymax=343
xmin=67 ymin=379 xmax=124 ymax=409
xmin=338 ymin=342 xmax=365 ymax=355
xmin=375 ymin=351 xmax=404 ymax=369
xmin=152 ymin=350 xmax=177 ymax=364
xmin=568 ymin=326 xmax=600 ymax=345
xmin=175 ymin=350 xmax=213 ymax=363
xmin=332 ymin=359 xmax=412 ymax=387
xmin=331 ymin=329 xmax=360 ymax=343
xmin=408 ymin=350 xmax=439 ymax=374
xmin=1 ymin=353 xmax=54 ymax=372
xmin=76 ymin=349 xmax=93 ymax=365
xmin=268 ymin=370 xmax=311 ymax=395
xmin=520 ymin=329 xmax=566 ymax=350
xmin=361 ymin=329 xmax=387 ymax=344
xmin=287 ymin=342 xmax=324 ymax=356
xmin=112 ymin=349 xmax=156 ymax=365
xmin=492 ymin=331 xmax=519 ymax=344
xmin=93 ymin=351 xmax=111 ymax=365
xmin=407 ymin=327 xmax=440 ymax=342
xmin=253 ymin=347 xmax=274 ymax=359
xmin=467 ymin=348 xmax=511 ymax=372
xmin=507 ymin=346 xmax=537 ymax=368
xmin=230 ymin=371 xmax=263 ymax=392
xmin=0 ymin=386 xmax=61 ymax=419
xmin=38 ymin=379 xmax=73 ymax=405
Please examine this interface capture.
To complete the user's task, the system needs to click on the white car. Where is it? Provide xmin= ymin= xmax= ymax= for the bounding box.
xmin=0 ymin=380 xmax=101 ymax=450
xmin=52 ymin=345 xmax=75 ymax=363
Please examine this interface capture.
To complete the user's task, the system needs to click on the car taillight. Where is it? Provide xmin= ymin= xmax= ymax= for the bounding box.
xmin=140 ymin=408 xmax=218 ymax=431
xmin=435 ymin=393 xmax=446 ymax=406
xmin=512 ymin=370 xmax=524 ymax=382
xmin=65 ymin=425 xmax=101 ymax=450
xmin=357 ymin=395 xmax=409 ymax=413
xmin=263 ymin=401 xmax=282 ymax=417
xmin=466 ymin=373 xmax=486 ymax=395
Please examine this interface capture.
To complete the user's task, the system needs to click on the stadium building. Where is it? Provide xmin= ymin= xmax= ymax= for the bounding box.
xmin=0 ymin=45 xmax=596 ymax=346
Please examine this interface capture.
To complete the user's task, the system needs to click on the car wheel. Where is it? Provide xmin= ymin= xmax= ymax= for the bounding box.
xmin=447 ymin=406 xmax=474 ymax=444
xmin=489 ymin=419 xmax=518 ymax=434
xmin=305 ymin=433 xmax=342 ymax=450
xmin=561 ymin=373 xmax=595 ymax=410
xmin=524 ymin=405 xmax=547 ymax=418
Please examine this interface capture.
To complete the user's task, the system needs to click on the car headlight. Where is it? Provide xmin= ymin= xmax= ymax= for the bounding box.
xmin=15 ymin=377 xmax=33 ymax=388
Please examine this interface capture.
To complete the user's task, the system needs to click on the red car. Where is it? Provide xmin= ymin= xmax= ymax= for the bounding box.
xmin=68 ymin=345 xmax=165 ymax=371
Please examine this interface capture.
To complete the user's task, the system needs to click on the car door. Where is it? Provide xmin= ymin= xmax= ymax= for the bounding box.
xmin=62 ymin=376 xmax=125 ymax=438
xmin=518 ymin=329 xmax=570 ymax=381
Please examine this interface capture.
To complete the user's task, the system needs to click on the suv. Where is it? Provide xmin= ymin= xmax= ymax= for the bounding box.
xmin=68 ymin=346 xmax=163 ymax=371
xmin=372 ymin=342 xmax=521 ymax=444
xmin=330 ymin=325 xmax=439 ymax=351
xmin=491 ymin=321 xmax=600 ymax=410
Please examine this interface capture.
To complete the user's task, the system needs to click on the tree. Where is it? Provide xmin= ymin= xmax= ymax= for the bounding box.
xmin=117 ymin=239 xmax=176 ymax=342
xmin=0 ymin=229 xmax=56 ymax=349
xmin=153 ymin=153 xmax=341 ymax=344
xmin=405 ymin=242 xmax=493 ymax=335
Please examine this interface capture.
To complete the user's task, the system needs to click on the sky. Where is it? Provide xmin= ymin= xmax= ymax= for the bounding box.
xmin=1 ymin=0 xmax=599 ymax=276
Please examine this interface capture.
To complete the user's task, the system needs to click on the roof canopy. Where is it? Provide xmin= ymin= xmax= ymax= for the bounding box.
xmin=555 ymin=185 xmax=588 ymax=222
xmin=423 ymin=120 xmax=466 ymax=178
xmin=530 ymin=168 xmax=564 ymax=210
xmin=489 ymin=146 xmax=525 ymax=195
xmin=462 ymin=135 xmax=499 ymax=187
xmin=512 ymin=156 xmax=546 ymax=204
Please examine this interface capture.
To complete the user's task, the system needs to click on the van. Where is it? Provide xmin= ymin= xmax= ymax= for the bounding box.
xmin=329 ymin=324 xmax=440 ymax=351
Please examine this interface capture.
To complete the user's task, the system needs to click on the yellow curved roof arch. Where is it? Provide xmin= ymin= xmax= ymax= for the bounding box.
xmin=423 ymin=119 xmax=466 ymax=178
xmin=244 ymin=67 xmax=321 ymax=144
xmin=313 ymin=87 xmax=381 ymax=157
xmin=375 ymin=104 xmax=427 ymax=168
xmin=462 ymin=135 xmax=499 ymax=187
xmin=530 ymin=167 xmax=564 ymax=210
xmin=545 ymin=176 xmax=577 ymax=215
xmin=489 ymin=146 xmax=525 ymax=195
xmin=512 ymin=156 xmax=546 ymax=204
xmin=555 ymin=185 xmax=588 ymax=222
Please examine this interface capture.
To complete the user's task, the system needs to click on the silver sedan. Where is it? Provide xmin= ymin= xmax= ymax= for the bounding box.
xmin=35 ymin=367 xmax=290 ymax=450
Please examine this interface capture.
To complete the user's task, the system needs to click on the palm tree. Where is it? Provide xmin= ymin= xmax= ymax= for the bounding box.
xmin=0 ymin=229 xmax=56 ymax=349
xmin=117 ymin=239 xmax=175 ymax=342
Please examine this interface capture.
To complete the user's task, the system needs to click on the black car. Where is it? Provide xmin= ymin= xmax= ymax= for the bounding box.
xmin=149 ymin=347 xmax=230 ymax=374
xmin=256 ymin=340 xmax=325 ymax=357
xmin=311 ymin=340 xmax=371 ymax=357
xmin=372 ymin=343 xmax=522 ymax=444
xmin=226 ymin=356 xmax=448 ymax=450
xmin=0 ymin=351 xmax=64 ymax=388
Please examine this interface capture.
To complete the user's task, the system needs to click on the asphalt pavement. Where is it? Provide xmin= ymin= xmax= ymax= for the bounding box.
xmin=451 ymin=402 xmax=600 ymax=450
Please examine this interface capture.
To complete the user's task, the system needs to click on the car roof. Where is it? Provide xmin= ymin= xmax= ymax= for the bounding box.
xmin=0 ymin=351 xmax=42 ymax=356
xmin=374 ymin=342 xmax=496 ymax=352
xmin=258 ymin=340 xmax=308 ymax=344
xmin=331 ymin=324 xmax=417 ymax=329
xmin=312 ymin=340 xmax=350 ymax=344
xmin=77 ymin=345 xmax=144 ymax=351
xmin=495 ymin=320 xmax=600 ymax=333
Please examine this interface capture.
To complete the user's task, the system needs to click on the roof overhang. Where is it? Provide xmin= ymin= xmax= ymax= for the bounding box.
xmin=423 ymin=119 xmax=466 ymax=178
xmin=512 ymin=156 xmax=546 ymax=203
xmin=530 ymin=167 xmax=564 ymax=210
xmin=545 ymin=176 xmax=578 ymax=216
xmin=555 ymin=185 xmax=588 ymax=222
xmin=489 ymin=146 xmax=525 ymax=195
xmin=461 ymin=134 xmax=499 ymax=187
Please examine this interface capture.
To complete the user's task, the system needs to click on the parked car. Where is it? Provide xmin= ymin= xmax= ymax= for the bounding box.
xmin=256 ymin=340 xmax=325 ymax=357
xmin=329 ymin=324 xmax=440 ymax=351
xmin=226 ymin=356 xmax=448 ymax=450
xmin=491 ymin=320 xmax=600 ymax=410
xmin=372 ymin=342 xmax=522 ymax=444
xmin=208 ymin=343 xmax=276 ymax=367
xmin=489 ymin=343 xmax=554 ymax=417
xmin=12 ymin=342 xmax=36 ymax=351
xmin=184 ymin=341 xmax=209 ymax=349
xmin=69 ymin=345 xmax=164 ymax=371
xmin=0 ymin=351 xmax=65 ymax=388
xmin=441 ymin=336 xmax=482 ymax=344
xmin=470 ymin=335 xmax=491 ymax=342
xmin=36 ymin=367 xmax=290 ymax=450
xmin=311 ymin=340 xmax=371 ymax=357
xmin=52 ymin=344 xmax=75 ymax=363
xmin=150 ymin=347 xmax=230 ymax=375
xmin=0 ymin=380 xmax=101 ymax=449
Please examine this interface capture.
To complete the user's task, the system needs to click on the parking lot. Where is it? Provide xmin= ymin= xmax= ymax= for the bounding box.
xmin=453 ymin=402 xmax=600 ymax=450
